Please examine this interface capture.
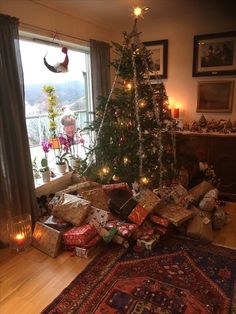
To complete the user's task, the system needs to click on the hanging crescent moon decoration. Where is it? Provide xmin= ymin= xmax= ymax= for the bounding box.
xmin=44 ymin=47 xmax=69 ymax=73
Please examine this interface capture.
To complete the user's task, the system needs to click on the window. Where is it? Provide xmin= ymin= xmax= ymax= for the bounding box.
xmin=19 ymin=34 xmax=92 ymax=167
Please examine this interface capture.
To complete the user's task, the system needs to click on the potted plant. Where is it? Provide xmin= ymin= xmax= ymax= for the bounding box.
xmin=32 ymin=157 xmax=40 ymax=183
xmin=39 ymin=158 xmax=51 ymax=183
xmin=42 ymin=85 xmax=60 ymax=149
xmin=55 ymin=133 xmax=72 ymax=174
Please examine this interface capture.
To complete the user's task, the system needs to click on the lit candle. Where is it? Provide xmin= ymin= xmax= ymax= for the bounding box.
xmin=15 ymin=233 xmax=26 ymax=246
xmin=173 ymin=108 xmax=179 ymax=119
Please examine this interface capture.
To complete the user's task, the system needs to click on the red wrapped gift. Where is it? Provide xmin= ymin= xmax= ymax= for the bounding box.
xmin=128 ymin=204 xmax=149 ymax=226
xmin=150 ymin=214 xmax=169 ymax=228
xmin=63 ymin=224 xmax=97 ymax=246
xmin=105 ymin=220 xmax=138 ymax=238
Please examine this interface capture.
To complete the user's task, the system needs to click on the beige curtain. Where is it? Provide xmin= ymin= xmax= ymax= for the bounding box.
xmin=0 ymin=14 xmax=37 ymax=246
xmin=90 ymin=39 xmax=111 ymax=109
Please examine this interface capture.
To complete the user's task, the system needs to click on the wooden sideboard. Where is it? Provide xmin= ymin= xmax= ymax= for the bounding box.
xmin=176 ymin=132 xmax=236 ymax=201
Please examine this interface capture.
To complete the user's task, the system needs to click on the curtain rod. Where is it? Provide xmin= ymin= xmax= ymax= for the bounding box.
xmin=20 ymin=21 xmax=90 ymax=43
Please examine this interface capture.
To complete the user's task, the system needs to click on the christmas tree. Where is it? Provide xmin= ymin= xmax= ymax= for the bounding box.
xmin=82 ymin=7 xmax=177 ymax=188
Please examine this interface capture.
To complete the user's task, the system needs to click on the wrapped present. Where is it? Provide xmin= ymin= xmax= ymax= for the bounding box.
xmin=153 ymin=186 xmax=172 ymax=205
xmin=212 ymin=206 xmax=228 ymax=230
xmin=43 ymin=215 xmax=72 ymax=231
xmin=156 ymin=204 xmax=193 ymax=227
xmin=132 ymin=226 xmax=156 ymax=240
xmin=83 ymin=206 xmax=113 ymax=227
xmin=63 ymin=224 xmax=97 ymax=246
xmin=83 ymin=234 xmax=101 ymax=248
xmin=199 ymin=189 xmax=218 ymax=212
xmin=134 ymin=189 xmax=162 ymax=213
xmin=103 ymin=183 xmax=133 ymax=209
xmin=128 ymin=204 xmax=149 ymax=226
xmin=169 ymin=184 xmax=188 ymax=204
xmin=56 ymin=181 xmax=101 ymax=196
xmin=150 ymin=214 xmax=169 ymax=228
xmin=186 ymin=206 xmax=213 ymax=242
xmin=92 ymin=219 xmax=117 ymax=243
xmin=105 ymin=220 xmax=139 ymax=238
xmin=112 ymin=234 xmax=129 ymax=248
xmin=137 ymin=235 xmax=160 ymax=250
xmin=119 ymin=198 xmax=138 ymax=219
xmin=32 ymin=222 xmax=63 ymax=258
xmin=80 ymin=188 xmax=109 ymax=211
xmin=75 ymin=242 xmax=101 ymax=258
xmin=52 ymin=194 xmax=91 ymax=226
xmin=187 ymin=180 xmax=214 ymax=203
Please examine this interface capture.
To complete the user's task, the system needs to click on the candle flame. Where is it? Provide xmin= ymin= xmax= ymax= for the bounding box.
xmin=15 ymin=233 xmax=25 ymax=240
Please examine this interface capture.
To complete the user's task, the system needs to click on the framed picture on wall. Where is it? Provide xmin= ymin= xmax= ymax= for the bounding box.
xmin=143 ymin=39 xmax=168 ymax=79
xmin=192 ymin=31 xmax=236 ymax=77
xmin=197 ymin=80 xmax=234 ymax=113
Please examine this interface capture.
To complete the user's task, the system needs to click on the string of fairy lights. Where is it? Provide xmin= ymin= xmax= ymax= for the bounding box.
xmin=83 ymin=6 xmax=177 ymax=187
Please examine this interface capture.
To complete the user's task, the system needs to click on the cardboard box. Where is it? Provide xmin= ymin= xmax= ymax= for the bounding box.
xmin=32 ymin=222 xmax=63 ymax=258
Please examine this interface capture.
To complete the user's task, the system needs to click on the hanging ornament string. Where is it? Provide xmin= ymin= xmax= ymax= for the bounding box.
xmin=43 ymin=31 xmax=69 ymax=73
xmin=131 ymin=18 xmax=144 ymax=180
xmin=80 ymin=44 xmax=125 ymax=176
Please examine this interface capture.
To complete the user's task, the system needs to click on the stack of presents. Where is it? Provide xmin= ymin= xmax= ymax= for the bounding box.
xmin=32 ymin=179 xmax=228 ymax=258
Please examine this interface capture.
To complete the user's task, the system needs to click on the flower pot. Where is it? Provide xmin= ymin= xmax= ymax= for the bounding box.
xmin=41 ymin=170 xmax=51 ymax=183
xmin=70 ymin=158 xmax=80 ymax=170
xmin=56 ymin=163 xmax=67 ymax=175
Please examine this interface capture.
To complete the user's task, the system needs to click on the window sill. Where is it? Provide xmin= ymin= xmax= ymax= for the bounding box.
xmin=35 ymin=171 xmax=74 ymax=197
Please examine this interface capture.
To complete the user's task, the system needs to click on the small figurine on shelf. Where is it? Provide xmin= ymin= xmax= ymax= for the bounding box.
xmin=198 ymin=114 xmax=207 ymax=128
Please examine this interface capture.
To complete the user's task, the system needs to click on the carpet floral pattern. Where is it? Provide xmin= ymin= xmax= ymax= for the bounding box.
xmin=42 ymin=238 xmax=236 ymax=314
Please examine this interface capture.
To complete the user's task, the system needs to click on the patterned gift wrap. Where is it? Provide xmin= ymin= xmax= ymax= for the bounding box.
xmin=43 ymin=215 xmax=72 ymax=231
xmin=80 ymin=188 xmax=109 ymax=211
xmin=105 ymin=220 xmax=139 ymax=238
xmin=150 ymin=214 xmax=170 ymax=227
xmin=75 ymin=245 xmax=100 ymax=258
xmin=169 ymin=184 xmax=188 ymax=204
xmin=32 ymin=222 xmax=63 ymax=258
xmin=56 ymin=181 xmax=101 ymax=196
xmin=132 ymin=226 xmax=156 ymax=240
xmin=52 ymin=194 xmax=91 ymax=226
xmin=63 ymin=224 xmax=97 ymax=246
xmin=83 ymin=206 xmax=113 ymax=227
xmin=156 ymin=204 xmax=193 ymax=227
xmin=92 ymin=219 xmax=118 ymax=243
xmin=128 ymin=204 xmax=149 ymax=226
xmin=137 ymin=235 xmax=160 ymax=250
xmin=134 ymin=189 xmax=162 ymax=213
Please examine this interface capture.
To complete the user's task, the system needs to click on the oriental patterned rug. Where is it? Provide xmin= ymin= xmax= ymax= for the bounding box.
xmin=42 ymin=238 xmax=236 ymax=314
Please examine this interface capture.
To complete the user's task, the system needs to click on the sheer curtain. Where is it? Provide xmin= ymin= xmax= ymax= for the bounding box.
xmin=0 ymin=14 xmax=37 ymax=246
xmin=90 ymin=39 xmax=111 ymax=109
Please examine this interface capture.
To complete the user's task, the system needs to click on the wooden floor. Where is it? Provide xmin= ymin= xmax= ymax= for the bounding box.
xmin=0 ymin=203 xmax=236 ymax=314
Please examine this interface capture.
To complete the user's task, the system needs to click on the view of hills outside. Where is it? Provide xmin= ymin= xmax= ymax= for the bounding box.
xmin=20 ymin=39 xmax=91 ymax=166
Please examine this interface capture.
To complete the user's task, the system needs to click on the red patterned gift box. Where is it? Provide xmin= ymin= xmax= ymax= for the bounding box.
xmin=105 ymin=220 xmax=139 ymax=238
xmin=128 ymin=204 xmax=149 ymax=226
xmin=150 ymin=214 xmax=169 ymax=228
xmin=63 ymin=224 xmax=97 ymax=246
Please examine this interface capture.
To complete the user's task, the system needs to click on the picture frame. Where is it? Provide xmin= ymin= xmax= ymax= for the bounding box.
xmin=144 ymin=39 xmax=168 ymax=79
xmin=193 ymin=31 xmax=236 ymax=77
xmin=197 ymin=80 xmax=234 ymax=113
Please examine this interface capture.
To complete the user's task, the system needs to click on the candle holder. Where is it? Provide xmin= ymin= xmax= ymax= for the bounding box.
xmin=8 ymin=214 xmax=32 ymax=252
